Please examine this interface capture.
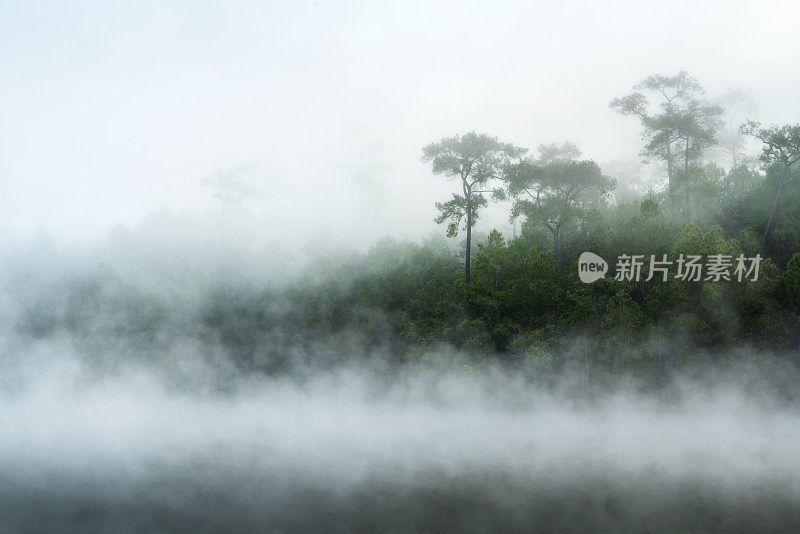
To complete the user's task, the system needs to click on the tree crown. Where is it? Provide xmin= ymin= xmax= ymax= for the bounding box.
xmin=422 ymin=132 xmax=526 ymax=187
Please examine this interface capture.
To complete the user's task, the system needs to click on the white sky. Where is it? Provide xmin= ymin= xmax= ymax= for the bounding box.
xmin=1 ymin=0 xmax=799 ymax=250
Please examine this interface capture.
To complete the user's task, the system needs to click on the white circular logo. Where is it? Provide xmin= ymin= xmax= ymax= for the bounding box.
xmin=578 ymin=252 xmax=608 ymax=283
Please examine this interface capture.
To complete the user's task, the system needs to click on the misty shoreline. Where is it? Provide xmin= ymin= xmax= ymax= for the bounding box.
xmin=1 ymin=244 xmax=799 ymax=532
xmin=2 ymin=364 xmax=800 ymax=533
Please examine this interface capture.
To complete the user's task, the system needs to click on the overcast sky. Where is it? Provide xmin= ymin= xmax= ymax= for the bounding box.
xmin=1 ymin=0 xmax=798 ymax=250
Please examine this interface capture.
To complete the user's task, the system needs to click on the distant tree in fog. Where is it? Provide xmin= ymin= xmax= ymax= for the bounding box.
xmin=504 ymin=144 xmax=615 ymax=269
xmin=611 ymin=72 xmax=722 ymax=220
xmin=741 ymin=121 xmax=800 ymax=252
xmin=422 ymin=132 xmax=525 ymax=284
xmin=202 ymin=167 xmax=260 ymax=249
xmin=713 ymin=90 xmax=757 ymax=169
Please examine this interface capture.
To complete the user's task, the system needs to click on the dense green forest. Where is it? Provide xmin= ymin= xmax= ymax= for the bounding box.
xmin=9 ymin=72 xmax=800 ymax=391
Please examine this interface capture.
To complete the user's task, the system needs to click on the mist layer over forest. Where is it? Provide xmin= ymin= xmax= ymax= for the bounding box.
xmin=3 ymin=90 xmax=800 ymax=531
xmin=1 ymin=230 xmax=800 ymax=532
xmin=4 ymin=0 xmax=800 ymax=532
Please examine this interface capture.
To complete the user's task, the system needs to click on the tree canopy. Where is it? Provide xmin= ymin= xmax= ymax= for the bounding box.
xmin=423 ymin=132 xmax=525 ymax=284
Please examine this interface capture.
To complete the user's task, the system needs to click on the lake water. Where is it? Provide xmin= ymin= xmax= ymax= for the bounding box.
xmin=2 ymin=379 xmax=799 ymax=533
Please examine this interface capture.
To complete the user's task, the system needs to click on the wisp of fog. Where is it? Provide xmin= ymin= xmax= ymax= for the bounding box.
xmin=1 ymin=243 xmax=799 ymax=533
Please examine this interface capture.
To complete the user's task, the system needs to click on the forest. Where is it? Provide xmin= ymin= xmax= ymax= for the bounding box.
xmin=204 ymin=71 xmax=800 ymax=389
xmin=11 ymin=71 xmax=800 ymax=394
xmin=8 ymin=0 xmax=800 ymax=526
xmin=9 ymin=2 xmax=800 ymax=531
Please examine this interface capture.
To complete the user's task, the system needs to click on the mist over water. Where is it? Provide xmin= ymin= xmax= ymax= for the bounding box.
xmin=0 ymin=245 xmax=797 ymax=533
xmin=3 ymin=1 xmax=800 ymax=531
xmin=3 ymin=357 xmax=800 ymax=532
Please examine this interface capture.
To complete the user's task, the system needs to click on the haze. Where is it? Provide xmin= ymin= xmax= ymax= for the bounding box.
xmin=3 ymin=2 xmax=800 ymax=532
xmin=1 ymin=0 xmax=799 ymax=248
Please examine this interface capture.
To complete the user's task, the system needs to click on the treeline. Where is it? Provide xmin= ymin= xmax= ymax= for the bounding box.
xmin=280 ymin=71 xmax=800 ymax=384
xmin=6 ymin=71 xmax=800 ymax=390
xmin=7 ymin=208 xmax=799 ymax=390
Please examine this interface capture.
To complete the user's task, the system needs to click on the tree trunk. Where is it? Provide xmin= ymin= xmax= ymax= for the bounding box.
xmin=584 ymin=334 xmax=589 ymax=395
xmin=667 ymin=142 xmax=676 ymax=217
xmin=684 ymin=138 xmax=691 ymax=221
xmin=550 ymin=227 xmax=559 ymax=264
xmin=465 ymin=193 xmax=472 ymax=284
xmin=658 ymin=330 xmax=663 ymax=387
xmin=761 ymin=165 xmax=786 ymax=253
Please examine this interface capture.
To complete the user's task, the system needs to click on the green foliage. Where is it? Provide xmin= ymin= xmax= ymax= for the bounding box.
xmin=423 ymin=132 xmax=526 ymax=283
xmin=783 ymin=253 xmax=800 ymax=313
xmin=611 ymin=71 xmax=723 ymax=217
xmin=504 ymin=150 xmax=615 ymax=267
xmin=740 ymin=121 xmax=800 ymax=166
xmin=17 ymin=72 xmax=800 ymax=388
xmin=434 ymin=193 xmax=487 ymax=237
xmin=467 ymin=230 xmax=560 ymax=350
xmin=423 ymin=132 xmax=525 ymax=238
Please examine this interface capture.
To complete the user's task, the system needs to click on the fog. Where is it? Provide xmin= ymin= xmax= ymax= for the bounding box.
xmin=4 ymin=367 xmax=800 ymax=532
xmin=3 ymin=1 xmax=800 ymax=532
xmin=4 ymin=335 xmax=800 ymax=532
xmin=0 ymin=241 xmax=798 ymax=532
xmin=2 ymin=0 xmax=799 ymax=249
